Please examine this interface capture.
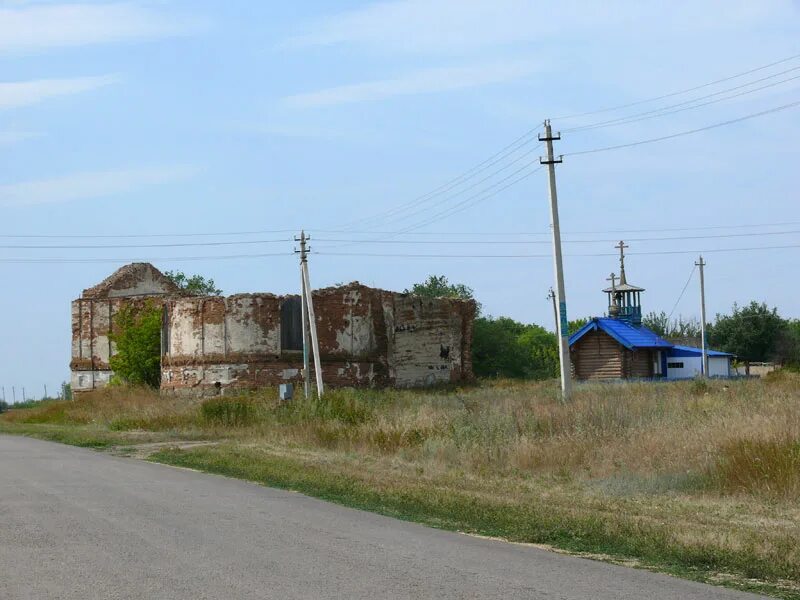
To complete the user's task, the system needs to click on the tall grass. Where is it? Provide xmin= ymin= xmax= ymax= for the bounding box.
xmin=4 ymin=376 xmax=799 ymax=493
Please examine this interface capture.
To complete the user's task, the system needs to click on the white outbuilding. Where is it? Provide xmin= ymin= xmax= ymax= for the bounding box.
xmin=665 ymin=345 xmax=734 ymax=379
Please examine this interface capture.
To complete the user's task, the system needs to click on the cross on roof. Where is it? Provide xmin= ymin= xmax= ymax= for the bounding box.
xmin=606 ymin=272 xmax=617 ymax=291
xmin=616 ymin=240 xmax=629 ymax=284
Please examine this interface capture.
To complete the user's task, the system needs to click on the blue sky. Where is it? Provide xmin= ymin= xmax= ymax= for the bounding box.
xmin=1 ymin=0 xmax=799 ymax=400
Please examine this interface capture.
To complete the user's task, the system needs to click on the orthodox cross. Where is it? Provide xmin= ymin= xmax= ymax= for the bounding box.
xmin=615 ymin=240 xmax=629 ymax=284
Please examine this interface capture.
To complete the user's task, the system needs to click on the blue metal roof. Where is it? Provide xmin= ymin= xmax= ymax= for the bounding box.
xmin=669 ymin=345 xmax=734 ymax=358
xmin=569 ymin=317 xmax=674 ymax=350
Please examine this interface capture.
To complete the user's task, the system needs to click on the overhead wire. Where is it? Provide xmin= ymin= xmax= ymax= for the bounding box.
xmin=564 ymin=98 xmax=800 ymax=157
xmin=562 ymin=68 xmax=800 ymax=133
xmin=0 ymin=238 xmax=291 ymax=249
xmin=336 ymin=132 xmax=541 ymax=231
xmin=553 ymin=51 xmax=800 ymax=120
xmin=313 ymin=243 xmax=800 ymax=259
xmin=312 ymin=229 xmax=800 ymax=245
xmin=3 ymin=219 xmax=800 ymax=239
xmin=667 ymin=265 xmax=697 ymax=319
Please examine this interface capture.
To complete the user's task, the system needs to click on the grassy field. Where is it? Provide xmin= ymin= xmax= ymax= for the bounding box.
xmin=2 ymin=375 xmax=799 ymax=598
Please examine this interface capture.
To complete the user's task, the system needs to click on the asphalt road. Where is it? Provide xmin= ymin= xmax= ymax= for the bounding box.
xmin=0 ymin=435 xmax=766 ymax=600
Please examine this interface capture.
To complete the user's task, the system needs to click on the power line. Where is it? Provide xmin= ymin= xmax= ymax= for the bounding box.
xmin=312 ymin=229 xmax=800 ymax=245
xmin=394 ymin=165 xmax=544 ymax=233
xmin=0 ymin=229 xmax=299 ymax=239
xmin=337 ymin=134 xmax=541 ymax=231
xmin=1 ymin=243 xmax=799 ymax=264
xmin=0 ymin=252 xmax=292 ymax=264
xmin=4 ymin=219 xmax=799 ymax=240
xmin=371 ymin=145 xmax=543 ymax=230
xmin=563 ymin=67 xmax=800 ymax=133
xmin=667 ymin=265 xmax=697 ymax=319
xmin=553 ymin=51 xmax=800 ymax=120
xmin=313 ymin=243 xmax=800 ymax=259
xmin=0 ymin=238 xmax=291 ymax=249
xmin=564 ymin=98 xmax=800 ymax=157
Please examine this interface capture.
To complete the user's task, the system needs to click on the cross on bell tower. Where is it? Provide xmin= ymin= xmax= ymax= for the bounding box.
xmin=616 ymin=240 xmax=629 ymax=285
xmin=603 ymin=241 xmax=644 ymax=326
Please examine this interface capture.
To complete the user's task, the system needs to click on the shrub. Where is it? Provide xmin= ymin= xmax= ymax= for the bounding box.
xmin=109 ymin=301 xmax=162 ymax=388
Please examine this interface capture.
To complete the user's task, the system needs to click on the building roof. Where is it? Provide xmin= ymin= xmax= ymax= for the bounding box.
xmin=81 ymin=262 xmax=181 ymax=299
xmin=569 ymin=317 xmax=673 ymax=350
xmin=602 ymin=282 xmax=645 ymax=293
xmin=669 ymin=345 xmax=735 ymax=358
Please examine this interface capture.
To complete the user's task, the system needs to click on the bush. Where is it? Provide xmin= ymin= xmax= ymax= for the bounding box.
xmin=109 ymin=301 xmax=162 ymax=388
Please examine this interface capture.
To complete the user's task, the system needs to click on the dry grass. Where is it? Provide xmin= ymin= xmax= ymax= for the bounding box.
xmin=4 ymin=376 xmax=799 ymax=495
xmin=3 ymin=375 xmax=800 ymax=596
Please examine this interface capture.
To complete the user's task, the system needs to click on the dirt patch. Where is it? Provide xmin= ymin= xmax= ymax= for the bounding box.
xmin=108 ymin=440 xmax=219 ymax=459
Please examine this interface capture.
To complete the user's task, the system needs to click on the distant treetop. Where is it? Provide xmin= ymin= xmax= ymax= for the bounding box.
xmin=164 ymin=270 xmax=222 ymax=296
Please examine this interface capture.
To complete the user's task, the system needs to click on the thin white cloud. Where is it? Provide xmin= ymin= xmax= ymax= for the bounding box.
xmin=0 ymin=2 xmax=203 ymax=54
xmin=0 ymin=166 xmax=196 ymax=207
xmin=285 ymin=0 xmax=794 ymax=53
xmin=0 ymin=131 xmax=42 ymax=145
xmin=284 ymin=60 xmax=539 ymax=108
xmin=0 ymin=75 xmax=118 ymax=110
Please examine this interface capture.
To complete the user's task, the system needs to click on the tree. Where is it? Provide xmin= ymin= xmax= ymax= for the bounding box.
xmin=405 ymin=275 xmax=481 ymax=314
xmin=472 ymin=316 xmax=558 ymax=380
xmin=708 ymin=301 xmax=785 ymax=373
xmin=109 ymin=301 xmax=163 ymax=387
xmin=164 ymin=270 xmax=222 ymax=296
xmin=568 ymin=317 xmax=589 ymax=335
xmin=774 ymin=319 xmax=800 ymax=369
xmin=0 ymin=400 xmax=8 ymax=414
xmin=642 ymin=311 xmax=701 ymax=339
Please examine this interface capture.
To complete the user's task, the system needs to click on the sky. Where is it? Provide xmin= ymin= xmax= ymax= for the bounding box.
xmin=1 ymin=0 xmax=799 ymax=401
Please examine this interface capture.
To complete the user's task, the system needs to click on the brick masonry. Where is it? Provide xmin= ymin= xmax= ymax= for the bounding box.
xmin=71 ymin=264 xmax=476 ymax=395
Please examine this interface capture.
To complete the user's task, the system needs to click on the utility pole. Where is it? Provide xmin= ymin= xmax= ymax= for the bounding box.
xmin=44 ymin=384 xmax=47 ymax=400
xmin=695 ymin=255 xmax=708 ymax=377
xmin=540 ymin=120 xmax=572 ymax=401
xmin=547 ymin=288 xmax=558 ymax=334
xmin=12 ymin=387 xmax=15 ymax=403
xmin=296 ymin=231 xmax=324 ymax=398
xmin=296 ymin=231 xmax=312 ymax=399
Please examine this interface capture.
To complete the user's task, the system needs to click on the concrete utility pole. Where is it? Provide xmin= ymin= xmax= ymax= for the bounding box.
xmin=44 ymin=384 xmax=47 ymax=400
xmin=539 ymin=120 xmax=572 ymax=401
xmin=297 ymin=231 xmax=324 ymax=398
xmin=547 ymin=288 xmax=558 ymax=334
xmin=695 ymin=255 xmax=708 ymax=377
xmin=296 ymin=231 xmax=312 ymax=399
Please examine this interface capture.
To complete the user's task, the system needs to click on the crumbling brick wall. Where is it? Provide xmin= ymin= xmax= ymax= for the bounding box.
xmin=70 ymin=263 xmax=181 ymax=393
xmin=160 ymin=282 xmax=475 ymax=396
xmin=71 ymin=264 xmax=476 ymax=396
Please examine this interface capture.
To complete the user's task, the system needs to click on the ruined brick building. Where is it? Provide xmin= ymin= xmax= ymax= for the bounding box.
xmin=71 ymin=263 xmax=476 ymax=395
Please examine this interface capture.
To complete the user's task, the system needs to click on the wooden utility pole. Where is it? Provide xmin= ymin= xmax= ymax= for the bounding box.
xmin=297 ymin=231 xmax=324 ymax=398
xmin=539 ymin=120 xmax=572 ymax=401
xmin=296 ymin=231 xmax=312 ymax=398
xmin=695 ymin=255 xmax=708 ymax=377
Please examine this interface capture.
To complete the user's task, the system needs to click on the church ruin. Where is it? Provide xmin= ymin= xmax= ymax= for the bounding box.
xmin=71 ymin=263 xmax=476 ymax=395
